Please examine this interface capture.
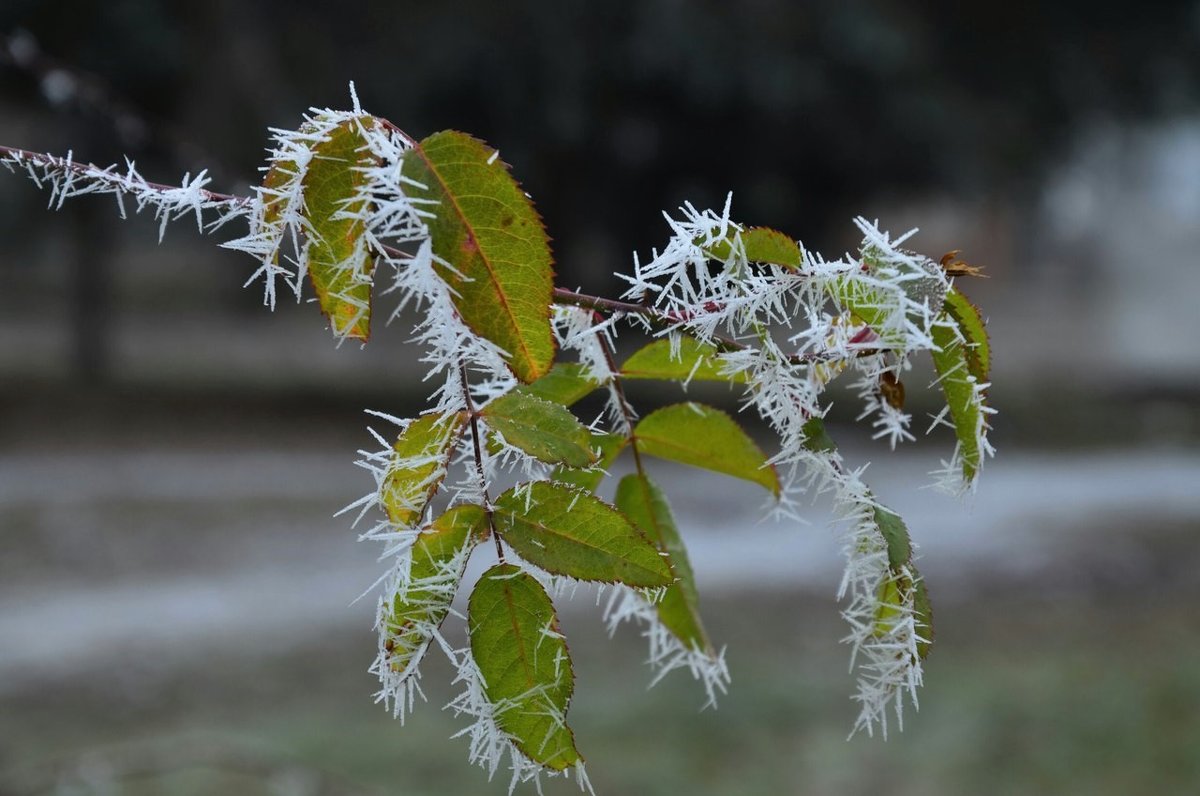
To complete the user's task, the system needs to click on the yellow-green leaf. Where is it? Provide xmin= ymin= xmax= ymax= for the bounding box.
xmin=552 ymin=432 xmax=627 ymax=493
xmin=302 ymin=119 xmax=378 ymax=340
xmin=616 ymin=473 xmax=710 ymax=652
xmin=620 ymin=336 xmax=747 ymax=384
xmin=492 ymin=482 xmax=672 ymax=587
xmin=873 ymin=570 xmax=934 ymax=662
xmin=931 ymin=318 xmax=986 ymax=483
xmin=703 ymin=226 xmax=802 ymax=268
xmin=943 ymin=288 xmax=990 ymax=382
xmin=468 ymin=564 xmax=580 ymax=770
xmin=517 ymin=362 xmax=601 ymax=406
xmin=381 ymin=413 xmax=467 ymax=526
xmin=867 ymin=502 xmax=933 ymax=661
xmin=401 ymin=131 xmax=555 ymax=382
xmin=634 ymin=403 xmax=779 ymax=495
xmin=482 ymin=391 xmax=597 ymax=468
xmin=382 ymin=505 xmax=487 ymax=676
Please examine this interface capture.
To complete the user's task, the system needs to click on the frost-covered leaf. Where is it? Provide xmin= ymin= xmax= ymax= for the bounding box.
xmin=517 ymin=362 xmax=600 ymax=406
xmin=912 ymin=578 xmax=934 ymax=660
xmin=492 ymin=482 xmax=671 ymax=587
xmin=620 ymin=336 xmax=747 ymax=384
xmin=634 ymin=403 xmax=779 ymax=495
xmin=381 ymin=413 xmax=467 ymax=526
xmin=468 ymin=564 xmax=580 ymax=770
xmin=832 ymin=243 xmax=945 ymax=349
xmin=931 ymin=318 xmax=987 ymax=483
xmin=873 ymin=506 xmax=912 ymax=570
xmin=302 ymin=119 xmax=379 ymax=340
xmin=702 ymin=226 xmax=802 ymax=268
xmin=382 ymin=504 xmax=487 ymax=676
xmin=260 ymin=147 xmax=301 ymax=230
xmin=401 ymin=131 xmax=555 ymax=383
xmin=615 ymin=473 xmax=710 ymax=652
xmin=873 ymin=570 xmax=933 ymax=662
xmin=867 ymin=504 xmax=933 ymax=662
xmin=482 ymin=392 xmax=597 ymax=468
xmin=801 ymin=416 xmax=838 ymax=454
xmin=943 ymin=288 xmax=990 ymax=382
xmin=832 ymin=279 xmax=902 ymax=348
xmin=552 ymin=432 xmax=627 ymax=493
xmin=255 ymin=121 xmax=316 ymax=278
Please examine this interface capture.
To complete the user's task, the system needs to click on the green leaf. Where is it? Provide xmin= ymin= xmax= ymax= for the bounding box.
xmin=931 ymin=318 xmax=986 ymax=483
xmin=382 ymin=505 xmax=487 ymax=676
xmin=381 ymin=413 xmax=467 ymax=526
xmin=517 ymin=362 xmax=600 ymax=407
xmin=634 ymin=403 xmax=779 ymax=496
xmin=468 ymin=564 xmax=580 ymax=770
xmin=703 ymin=226 xmax=802 ymax=269
xmin=482 ymin=391 xmax=597 ymax=468
xmin=873 ymin=506 xmax=912 ymax=570
xmin=552 ymin=432 xmax=627 ymax=493
xmin=302 ymin=119 xmax=378 ymax=341
xmin=492 ymin=482 xmax=672 ymax=587
xmin=620 ymin=336 xmax=747 ymax=384
xmin=943 ymin=288 xmax=990 ymax=382
xmin=800 ymin=416 xmax=838 ymax=454
xmin=400 ymin=131 xmax=555 ymax=383
xmin=867 ymin=502 xmax=933 ymax=662
xmin=873 ymin=570 xmax=934 ymax=662
xmin=615 ymin=473 xmax=710 ymax=652
xmin=913 ymin=578 xmax=934 ymax=660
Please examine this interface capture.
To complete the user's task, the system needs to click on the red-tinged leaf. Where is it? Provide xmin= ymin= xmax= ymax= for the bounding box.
xmin=401 ymin=131 xmax=555 ymax=382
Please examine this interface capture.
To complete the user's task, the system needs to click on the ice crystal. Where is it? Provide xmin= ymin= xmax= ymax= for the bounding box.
xmin=603 ymin=586 xmax=730 ymax=709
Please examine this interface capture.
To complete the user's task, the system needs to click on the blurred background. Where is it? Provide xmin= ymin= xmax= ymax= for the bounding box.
xmin=1 ymin=2 xmax=1199 ymax=794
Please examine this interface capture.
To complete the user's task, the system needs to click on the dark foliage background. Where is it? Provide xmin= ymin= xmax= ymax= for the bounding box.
xmin=4 ymin=0 xmax=1198 ymax=283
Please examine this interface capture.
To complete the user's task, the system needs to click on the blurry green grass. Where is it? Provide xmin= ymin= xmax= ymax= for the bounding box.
xmin=3 ymin=586 xmax=1197 ymax=795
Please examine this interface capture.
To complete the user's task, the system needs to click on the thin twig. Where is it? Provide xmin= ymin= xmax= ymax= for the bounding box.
xmin=0 ymin=143 xmax=250 ymax=207
xmin=458 ymin=364 xmax=504 ymax=562
xmin=591 ymin=311 xmax=646 ymax=476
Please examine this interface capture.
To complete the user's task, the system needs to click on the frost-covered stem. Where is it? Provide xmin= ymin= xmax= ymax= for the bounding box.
xmin=553 ymin=287 xmax=869 ymax=365
xmin=553 ymin=288 xmax=650 ymax=317
xmin=459 ymin=364 xmax=504 ymax=562
xmin=0 ymin=143 xmax=249 ymax=208
xmin=592 ymin=311 xmax=646 ymax=475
